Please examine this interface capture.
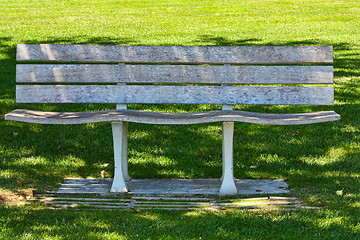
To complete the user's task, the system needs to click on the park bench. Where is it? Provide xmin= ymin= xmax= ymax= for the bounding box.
xmin=5 ymin=44 xmax=340 ymax=195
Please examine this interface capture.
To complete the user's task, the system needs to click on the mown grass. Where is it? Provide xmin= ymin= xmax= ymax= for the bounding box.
xmin=1 ymin=208 xmax=359 ymax=240
xmin=0 ymin=0 xmax=359 ymax=239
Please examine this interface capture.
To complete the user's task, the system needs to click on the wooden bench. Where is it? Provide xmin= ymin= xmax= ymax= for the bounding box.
xmin=5 ymin=44 xmax=340 ymax=195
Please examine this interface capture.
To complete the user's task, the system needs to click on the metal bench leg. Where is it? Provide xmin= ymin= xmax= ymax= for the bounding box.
xmin=110 ymin=122 xmax=128 ymax=193
xmin=219 ymin=121 xmax=238 ymax=195
xmin=115 ymin=103 xmax=130 ymax=181
xmin=121 ymin=122 xmax=131 ymax=181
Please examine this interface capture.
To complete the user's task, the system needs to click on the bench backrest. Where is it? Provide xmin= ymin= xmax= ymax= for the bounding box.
xmin=16 ymin=44 xmax=334 ymax=106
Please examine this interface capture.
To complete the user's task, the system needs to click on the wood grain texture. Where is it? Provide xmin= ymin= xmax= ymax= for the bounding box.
xmin=5 ymin=109 xmax=340 ymax=125
xmin=17 ymin=44 xmax=333 ymax=64
xmin=17 ymin=64 xmax=334 ymax=84
xmin=16 ymin=85 xmax=335 ymax=105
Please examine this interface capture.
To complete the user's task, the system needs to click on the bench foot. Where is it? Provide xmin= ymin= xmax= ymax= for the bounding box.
xmin=219 ymin=180 xmax=237 ymax=195
xmin=110 ymin=179 xmax=128 ymax=193
xmin=219 ymin=122 xmax=238 ymax=195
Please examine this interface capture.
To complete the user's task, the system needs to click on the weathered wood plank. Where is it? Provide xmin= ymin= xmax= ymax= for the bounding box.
xmin=16 ymin=85 xmax=334 ymax=105
xmin=17 ymin=44 xmax=333 ymax=64
xmin=17 ymin=64 xmax=334 ymax=84
xmin=5 ymin=109 xmax=341 ymax=125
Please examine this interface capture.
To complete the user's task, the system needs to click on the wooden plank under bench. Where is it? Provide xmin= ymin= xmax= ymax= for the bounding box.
xmin=6 ymin=44 xmax=340 ymax=195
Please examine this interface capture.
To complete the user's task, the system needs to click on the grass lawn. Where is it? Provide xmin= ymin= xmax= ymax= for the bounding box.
xmin=0 ymin=0 xmax=359 ymax=239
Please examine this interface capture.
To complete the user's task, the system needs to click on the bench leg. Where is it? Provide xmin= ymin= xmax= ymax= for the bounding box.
xmin=121 ymin=122 xmax=131 ymax=181
xmin=219 ymin=121 xmax=238 ymax=195
xmin=115 ymin=104 xmax=131 ymax=181
xmin=110 ymin=122 xmax=128 ymax=193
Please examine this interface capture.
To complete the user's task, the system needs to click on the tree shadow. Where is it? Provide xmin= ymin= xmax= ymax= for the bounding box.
xmin=194 ymin=35 xmax=262 ymax=46
xmin=23 ymin=35 xmax=137 ymax=45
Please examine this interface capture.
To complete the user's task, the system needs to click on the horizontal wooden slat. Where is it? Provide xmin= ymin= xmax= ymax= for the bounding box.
xmin=5 ymin=109 xmax=340 ymax=125
xmin=17 ymin=64 xmax=334 ymax=84
xmin=16 ymin=85 xmax=334 ymax=105
xmin=17 ymin=44 xmax=333 ymax=64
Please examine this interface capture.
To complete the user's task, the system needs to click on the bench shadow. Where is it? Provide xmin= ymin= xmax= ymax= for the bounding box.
xmin=23 ymin=36 xmax=137 ymax=45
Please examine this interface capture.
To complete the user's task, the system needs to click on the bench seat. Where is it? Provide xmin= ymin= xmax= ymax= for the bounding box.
xmin=6 ymin=109 xmax=340 ymax=125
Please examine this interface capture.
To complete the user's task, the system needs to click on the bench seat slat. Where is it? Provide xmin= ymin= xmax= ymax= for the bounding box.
xmin=16 ymin=85 xmax=334 ymax=105
xmin=5 ymin=109 xmax=340 ymax=125
xmin=17 ymin=44 xmax=333 ymax=64
xmin=17 ymin=64 xmax=334 ymax=84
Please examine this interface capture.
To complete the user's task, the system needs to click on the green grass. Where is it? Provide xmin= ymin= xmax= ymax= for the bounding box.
xmin=1 ymin=208 xmax=358 ymax=240
xmin=0 ymin=0 xmax=359 ymax=239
